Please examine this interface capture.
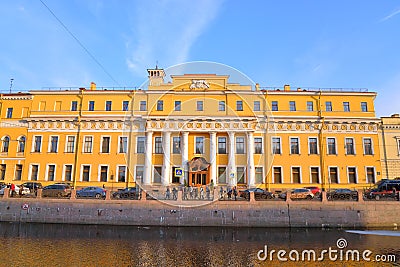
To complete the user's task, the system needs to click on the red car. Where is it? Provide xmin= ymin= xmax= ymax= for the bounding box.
xmin=304 ymin=186 xmax=321 ymax=197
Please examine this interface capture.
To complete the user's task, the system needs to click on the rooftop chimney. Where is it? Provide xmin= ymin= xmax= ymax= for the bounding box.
xmin=90 ymin=82 xmax=96 ymax=90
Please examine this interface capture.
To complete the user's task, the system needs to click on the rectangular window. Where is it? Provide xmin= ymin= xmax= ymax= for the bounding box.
xmin=31 ymin=165 xmax=39 ymax=181
xmin=100 ymin=166 xmax=108 ymax=182
xmin=174 ymin=101 xmax=181 ymax=111
xmin=135 ymin=166 xmax=144 ymax=183
xmin=327 ymin=138 xmax=336 ymax=155
xmin=50 ymin=136 xmax=58 ymax=153
xmin=153 ymin=166 xmax=162 ymax=183
xmin=64 ymin=165 xmax=72 ymax=181
xmin=196 ymin=101 xmax=203 ymax=111
xmin=218 ymin=166 xmax=227 ymax=184
xmin=6 ymin=108 xmax=13 ymax=118
xmin=106 ymin=101 xmax=112 ymax=111
xmin=343 ymin=102 xmax=350 ymax=112
xmin=118 ymin=166 xmax=126 ymax=182
xmin=47 ymin=165 xmax=55 ymax=181
xmin=34 ymin=136 xmax=42 ymax=152
xmin=122 ymin=101 xmax=129 ymax=111
xmin=83 ymin=136 xmax=93 ymax=153
xmin=363 ymin=138 xmax=373 ymax=155
xmin=271 ymin=101 xmax=278 ymax=111
xmin=119 ymin=137 xmax=127 ymax=153
xmin=219 ymin=101 xmax=225 ymax=111
xmin=88 ymin=101 xmax=95 ymax=111
xmin=254 ymin=137 xmax=262 ymax=154
xmin=290 ymin=137 xmax=299 ymax=154
xmin=311 ymin=167 xmax=319 ymax=183
xmin=237 ymin=167 xmax=246 ymax=184
xmin=66 ymin=136 xmax=75 ymax=153
xmin=325 ymin=101 xmax=332 ymax=112
xmin=254 ymin=101 xmax=260 ymax=111
xmin=39 ymin=101 xmax=46 ymax=111
xmin=272 ymin=137 xmax=281 ymax=154
xmin=195 ymin=137 xmax=204 ymax=154
xmin=82 ymin=165 xmax=90 ymax=182
xmin=155 ymin=137 xmax=163 ymax=154
xmin=289 ymin=101 xmax=296 ymax=111
xmin=71 ymin=101 xmax=78 ymax=111
xmin=218 ymin=137 xmax=227 ymax=154
xmin=157 ymin=100 xmax=163 ymax=111
xmin=273 ymin=167 xmax=282 ymax=183
xmin=329 ymin=167 xmax=339 ymax=183
xmin=398 ymin=139 xmax=400 ymax=155
xmin=236 ymin=137 xmax=245 ymax=154
xmin=307 ymin=101 xmax=314 ymax=111
xmin=172 ymin=137 xmax=181 ymax=154
xmin=101 ymin=137 xmax=110 ymax=153
xmin=0 ymin=164 xmax=6 ymax=180
xmin=361 ymin=102 xmax=368 ymax=112
xmin=348 ymin=167 xmax=357 ymax=183
xmin=309 ymin=138 xmax=318 ymax=154
xmin=292 ymin=167 xmax=301 ymax=183
xmin=15 ymin=164 xmax=23 ymax=181
xmin=137 ymin=137 xmax=145 ymax=153
xmin=255 ymin=167 xmax=263 ymax=184
xmin=366 ymin=167 xmax=375 ymax=183
xmin=345 ymin=138 xmax=355 ymax=155
xmin=54 ymin=101 xmax=61 ymax=111
xmin=140 ymin=101 xmax=147 ymax=111
xmin=236 ymin=100 xmax=243 ymax=111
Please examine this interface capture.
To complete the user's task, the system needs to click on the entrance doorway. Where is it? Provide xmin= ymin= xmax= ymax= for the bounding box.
xmin=188 ymin=157 xmax=210 ymax=187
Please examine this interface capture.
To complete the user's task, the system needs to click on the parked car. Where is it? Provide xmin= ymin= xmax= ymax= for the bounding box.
xmin=20 ymin=182 xmax=42 ymax=193
xmin=239 ymin=188 xmax=274 ymax=200
xmin=0 ymin=184 xmax=30 ymax=196
xmin=76 ymin=186 xmax=106 ymax=199
xmin=279 ymin=188 xmax=314 ymax=200
xmin=327 ymin=188 xmax=358 ymax=200
xmin=304 ymin=186 xmax=322 ymax=197
xmin=113 ymin=187 xmax=138 ymax=199
xmin=42 ymin=184 xmax=72 ymax=198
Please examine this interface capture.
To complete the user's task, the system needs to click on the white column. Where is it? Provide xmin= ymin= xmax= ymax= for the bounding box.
xmin=247 ymin=131 xmax=255 ymax=187
xmin=143 ymin=131 xmax=153 ymax=185
xmin=162 ymin=131 xmax=171 ymax=186
xmin=228 ymin=131 xmax=236 ymax=186
xmin=209 ymin=132 xmax=217 ymax=186
xmin=181 ymin=132 xmax=189 ymax=185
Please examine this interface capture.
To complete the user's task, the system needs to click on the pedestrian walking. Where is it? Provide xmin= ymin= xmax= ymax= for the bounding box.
xmin=206 ymin=186 xmax=210 ymax=200
xmin=165 ymin=187 xmax=171 ymax=200
xmin=10 ymin=183 xmax=16 ymax=197
xmin=172 ymin=187 xmax=177 ymax=200
xmin=200 ymin=186 xmax=204 ymax=200
xmin=183 ymin=186 xmax=188 ymax=200
xmin=220 ymin=186 xmax=224 ymax=199
xmin=227 ymin=186 xmax=232 ymax=199
xmin=189 ymin=185 xmax=193 ymax=199
xmin=233 ymin=186 xmax=238 ymax=201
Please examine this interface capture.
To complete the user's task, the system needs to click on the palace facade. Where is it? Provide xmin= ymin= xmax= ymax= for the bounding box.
xmin=0 ymin=67 xmax=384 ymax=190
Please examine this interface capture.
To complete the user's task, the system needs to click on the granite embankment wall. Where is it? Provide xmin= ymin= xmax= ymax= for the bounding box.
xmin=0 ymin=195 xmax=399 ymax=228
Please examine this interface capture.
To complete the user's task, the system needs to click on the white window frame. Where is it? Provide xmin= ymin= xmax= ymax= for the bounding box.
xmin=194 ymin=136 xmax=204 ymax=154
xmin=17 ymin=135 xmax=26 ymax=153
xmin=153 ymin=165 xmax=162 ymax=183
xmin=32 ymin=135 xmax=43 ymax=153
xmin=116 ymin=165 xmax=127 ymax=183
xmin=29 ymin=163 xmax=40 ymax=181
xmin=136 ymin=136 xmax=146 ymax=154
xmin=272 ymin=166 xmax=283 ymax=183
xmin=365 ymin=166 xmax=376 ymax=184
xmin=271 ymin=136 xmax=282 ymax=154
xmin=139 ymin=100 xmax=147 ymax=111
xmin=254 ymin=136 xmax=263 ymax=154
xmin=308 ymin=137 xmax=319 ymax=155
xmin=65 ymin=135 xmax=76 ymax=153
xmin=235 ymin=136 xmax=246 ymax=154
xmin=236 ymin=165 xmax=247 ymax=184
xmin=135 ymin=165 xmax=144 ymax=183
xmin=309 ymin=166 xmax=320 ymax=184
xmin=105 ymin=100 xmax=112 ymax=111
xmin=98 ymin=164 xmax=109 ymax=182
xmin=82 ymin=135 xmax=94 ymax=153
xmin=397 ymin=138 xmax=400 ymax=156
xmin=48 ymin=135 xmax=59 ymax=153
xmin=345 ymin=137 xmax=356 ymax=155
xmin=62 ymin=164 xmax=74 ymax=182
xmin=172 ymin=136 xmax=181 ymax=154
xmin=254 ymin=101 xmax=261 ymax=111
xmin=289 ymin=136 xmax=300 ymax=155
xmin=291 ymin=166 xmax=302 ymax=183
xmin=362 ymin=137 xmax=374 ymax=155
xmin=80 ymin=164 xmax=91 ymax=182
xmin=254 ymin=166 xmax=264 ymax=184
xmin=347 ymin=166 xmax=358 ymax=184
xmin=45 ymin=164 xmax=57 ymax=181
xmin=326 ymin=137 xmax=337 ymax=155
xmin=122 ymin=100 xmax=129 ymax=111
xmin=154 ymin=136 xmax=163 ymax=154
xmin=328 ymin=166 xmax=340 ymax=184
xmin=217 ymin=165 xmax=228 ymax=184
xmin=118 ymin=136 xmax=128 ymax=154
xmin=100 ymin=135 xmax=111 ymax=154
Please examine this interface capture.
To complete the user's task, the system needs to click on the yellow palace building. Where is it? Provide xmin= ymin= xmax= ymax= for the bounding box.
xmin=0 ymin=67 xmax=382 ymax=191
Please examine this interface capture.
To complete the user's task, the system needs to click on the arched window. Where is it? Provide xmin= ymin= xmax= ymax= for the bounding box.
xmin=18 ymin=136 xmax=26 ymax=153
xmin=2 ymin=136 xmax=10 ymax=153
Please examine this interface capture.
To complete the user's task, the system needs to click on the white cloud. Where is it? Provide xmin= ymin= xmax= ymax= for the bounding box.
xmin=126 ymin=0 xmax=224 ymax=75
xmin=380 ymin=7 xmax=400 ymax=22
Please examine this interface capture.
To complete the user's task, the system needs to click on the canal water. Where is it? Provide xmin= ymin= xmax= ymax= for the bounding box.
xmin=0 ymin=222 xmax=399 ymax=266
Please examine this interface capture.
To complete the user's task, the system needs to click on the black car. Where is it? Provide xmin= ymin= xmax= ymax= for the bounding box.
xmin=239 ymin=188 xmax=274 ymax=200
xmin=112 ymin=187 xmax=138 ymax=199
xmin=42 ymin=184 xmax=72 ymax=198
xmin=327 ymin=188 xmax=358 ymax=200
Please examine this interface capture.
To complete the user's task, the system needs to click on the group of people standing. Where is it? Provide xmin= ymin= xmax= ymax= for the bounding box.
xmin=163 ymin=185 xmax=239 ymax=201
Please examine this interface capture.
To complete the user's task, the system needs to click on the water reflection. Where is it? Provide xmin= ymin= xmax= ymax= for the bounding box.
xmin=0 ymin=223 xmax=399 ymax=266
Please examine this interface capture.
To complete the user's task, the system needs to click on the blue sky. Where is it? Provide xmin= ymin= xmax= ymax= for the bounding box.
xmin=0 ymin=0 xmax=399 ymax=117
